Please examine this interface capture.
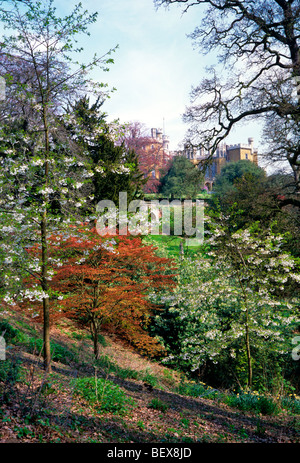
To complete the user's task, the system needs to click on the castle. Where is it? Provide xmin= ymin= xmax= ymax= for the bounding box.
xmin=146 ymin=128 xmax=171 ymax=180
xmin=143 ymin=128 xmax=259 ymax=193
xmin=182 ymin=138 xmax=258 ymax=190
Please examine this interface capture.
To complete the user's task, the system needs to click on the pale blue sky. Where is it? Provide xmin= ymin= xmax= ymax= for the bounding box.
xmin=2 ymin=0 xmax=261 ymax=152
xmin=68 ymin=0 xmax=207 ymax=150
xmin=57 ymin=0 xmax=261 ymax=151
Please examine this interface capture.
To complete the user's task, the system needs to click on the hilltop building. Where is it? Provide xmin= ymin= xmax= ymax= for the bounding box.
xmin=143 ymin=127 xmax=171 ymax=180
xmin=182 ymin=138 xmax=258 ymax=190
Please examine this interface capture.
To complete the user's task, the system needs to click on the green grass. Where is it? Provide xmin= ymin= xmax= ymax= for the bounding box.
xmin=95 ymin=354 xmax=139 ymax=380
xmin=144 ymin=234 xmax=202 ymax=258
xmin=0 ymin=320 xmax=80 ymax=365
xmin=147 ymin=398 xmax=169 ymax=413
xmin=143 ymin=192 xmax=211 ymax=201
xmin=177 ymin=380 xmax=299 ymax=416
xmin=72 ymin=377 xmax=135 ymax=415
xmin=177 ymin=381 xmax=220 ymax=400
xmin=25 ymin=337 xmax=79 ymax=364
xmin=224 ymin=391 xmax=280 ymax=415
xmin=141 ymin=369 xmax=158 ymax=387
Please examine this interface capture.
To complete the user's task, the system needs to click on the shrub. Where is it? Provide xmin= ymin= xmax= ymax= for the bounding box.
xmin=0 ymin=320 xmax=23 ymax=344
xmin=72 ymin=377 xmax=135 ymax=415
xmin=26 ymin=337 xmax=78 ymax=364
xmin=142 ymin=370 xmax=158 ymax=387
xmin=147 ymin=398 xmax=169 ymax=413
xmin=0 ymin=358 xmax=24 ymax=403
xmin=225 ymin=391 xmax=279 ymax=415
xmin=178 ymin=381 xmax=219 ymax=399
xmin=0 ymin=358 xmax=23 ymax=385
xmin=280 ymin=396 xmax=300 ymax=414
xmin=116 ymin=367 xmax=140 ymax=380
xmin=98 ymin=334 xmax=108 ymax=347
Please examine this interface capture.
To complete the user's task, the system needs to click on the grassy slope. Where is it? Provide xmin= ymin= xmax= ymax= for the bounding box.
xmin=0 ymin=308 xmax=299 ymax=444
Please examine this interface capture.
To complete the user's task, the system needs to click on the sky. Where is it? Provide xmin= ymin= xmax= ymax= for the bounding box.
xmin=57 ymin=0 xmax=262 ymax=152
xmin=0 ymin=0 xmax=262 ymax=154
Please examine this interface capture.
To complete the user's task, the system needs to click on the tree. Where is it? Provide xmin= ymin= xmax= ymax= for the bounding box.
xmin=154 ymin=0 xmax=300 ymax=202
xmin=211 ymin=170 xmax=300 ymax=258
xmin=63 ymin=98 xmax=146 ymax=208
xmin=91 ymin=134 xmax=146 ymax=207
xmin=155 ymin=222 xmax=299 ymax=389
xmin=159 ymin=155 xmax=204 ymax=199
xmin=213 ymin=159 xmax=266 ymax=197
xmin=114 ymin=121 xmax=172 ymax=193
xmin=21 ymin=227 xmax=177 ymax=360
xmin=0 ymin=0 xmax=116 ymax=370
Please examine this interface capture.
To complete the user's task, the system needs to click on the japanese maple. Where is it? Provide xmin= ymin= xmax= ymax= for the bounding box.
xmin=23 ymin=227 xmax=177 ymax=359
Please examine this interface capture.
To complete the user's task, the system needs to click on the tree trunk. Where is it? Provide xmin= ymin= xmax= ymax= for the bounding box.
xmin=41 ymin=213 xmax=51 ymax=372
xmin=40 ymin=72 xmax=51 ymax=370
xmin=245 ymin=310 xmax=252 ymax=389
xmin=93 ymin=333 xmax=99 ymax=360
xmin=90 ymin=318 xmax=100 ymax=360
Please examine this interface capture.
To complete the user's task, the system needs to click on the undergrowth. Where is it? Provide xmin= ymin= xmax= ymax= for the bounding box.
xmin=1 ymin=315 xmax=299 ymax=430
xmin=72 ymin=376 xmax=135 ymax=415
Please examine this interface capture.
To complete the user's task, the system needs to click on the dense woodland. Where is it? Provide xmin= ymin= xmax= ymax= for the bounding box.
xmin=0 ymin=0 xmax=299 ymax=445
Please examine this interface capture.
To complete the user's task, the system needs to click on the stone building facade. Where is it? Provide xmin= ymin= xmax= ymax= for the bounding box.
xmin=183 ymin=138 xmax=258 ymax=190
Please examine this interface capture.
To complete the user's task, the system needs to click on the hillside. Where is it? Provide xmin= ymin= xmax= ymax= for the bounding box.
xmin=0 ymin=309 xmax=299 ymax=446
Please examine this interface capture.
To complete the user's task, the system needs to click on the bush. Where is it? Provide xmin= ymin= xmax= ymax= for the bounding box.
xmin=26 ymin=337 xmax=78 ymax=364
xmin=0 ymin=358 xmax=23 ymax=385
xmin=0 ymin=320 xmax=20 ymax=344
xmin=178 ymin=381 xmax=219 ymax=400
xmin=95 ymin=355 xmax=140 ymax=380
xmin=225 ymin=391 xmax=279 ymax=415
xmin=116 ymin=367 xmax=140 ymax=380
xmin=97 ymin=334 xmax=108 ymax=347
xmin=147 ymin=398 xmax=169 ymax=413
xmin=142 ymin=370 xmax=158 ymax=387
xmin=280 ymin=396 xmax=300 ymax=414
xmin=0 ymin=358 xmax=24 ymax=403
xmin=72 ymin=377 xmax=135 ymax=415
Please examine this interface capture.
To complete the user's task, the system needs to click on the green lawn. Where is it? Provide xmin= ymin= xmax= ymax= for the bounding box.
xmin=143 ymin=234 xmax=203 ymax=258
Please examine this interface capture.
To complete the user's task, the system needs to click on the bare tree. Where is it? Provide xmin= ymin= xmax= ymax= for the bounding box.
xmin=155 ymin=0 xmax=300 ymax=201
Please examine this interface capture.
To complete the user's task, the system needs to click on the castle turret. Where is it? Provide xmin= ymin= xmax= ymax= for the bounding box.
xmin=248 ymin=137 xmax=254 ymax=153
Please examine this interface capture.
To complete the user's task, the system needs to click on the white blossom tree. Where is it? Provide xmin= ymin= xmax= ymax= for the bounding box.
xmin=155 ymin=219 xmax=299 ymax=388
xmin=0 ymin=0 xmax=117 ymax=370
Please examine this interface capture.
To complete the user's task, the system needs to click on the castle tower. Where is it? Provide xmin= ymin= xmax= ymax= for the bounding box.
xmin=226 ymin=138 xmax=258 ymax=164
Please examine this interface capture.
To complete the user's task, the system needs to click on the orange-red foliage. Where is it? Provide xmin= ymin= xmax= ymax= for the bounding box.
xmin=23 ymin=227 xmax=177 ymax=357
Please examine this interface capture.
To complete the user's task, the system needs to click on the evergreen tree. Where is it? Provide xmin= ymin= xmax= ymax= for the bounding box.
xmin=159 ymin=155 xmax=203 ymax=199
xmin=64 ymin=96 xmax=146 ymax=208
xmin=92 ymin=134 xmax=145 ymax=207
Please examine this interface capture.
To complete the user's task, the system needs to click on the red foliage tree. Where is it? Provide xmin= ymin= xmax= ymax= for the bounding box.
xmin=116 ymin=122 xmax=172 ymax=193
xmin=40 ymin=227 xmax=177 ymax=359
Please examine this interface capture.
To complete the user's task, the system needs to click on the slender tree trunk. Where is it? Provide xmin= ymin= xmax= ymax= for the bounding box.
xmin=245 ymin=308 xmax=252 ymax=388
xmin=234 ymin=247 xmax=253 ymax=389
xmin=41 ymin=97 xmax=51 ymax=371
xmin=90 ymin=317 xmax=100 ymax=360
xmin=41 ymin=212 xmax=51 ymax=372
xmin=93 ymin=332 xmax=99 ymax=361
